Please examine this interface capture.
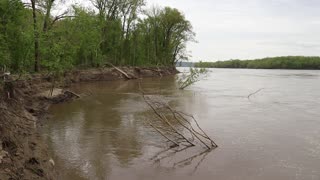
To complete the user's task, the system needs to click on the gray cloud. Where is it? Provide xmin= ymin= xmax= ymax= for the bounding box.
xmin=258 ymin=41 xmax=320 ymax=49
xmin=147 ymin=0 xmax=320 ymax=61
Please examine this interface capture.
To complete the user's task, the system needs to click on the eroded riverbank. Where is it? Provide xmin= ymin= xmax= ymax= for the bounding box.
xmin=0 ymin=67 xmax=177 ymax=179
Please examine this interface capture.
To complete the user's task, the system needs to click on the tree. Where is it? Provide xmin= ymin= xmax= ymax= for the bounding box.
xmin=137 ymin=6 xmax=195 ymax=66
xmin=0 ymin=1 xmax=195 ymax=72
xmin=0 ymin=0 xmax=33 ymax=72
xmin=30 ymin=0 xmax=40 ymax=72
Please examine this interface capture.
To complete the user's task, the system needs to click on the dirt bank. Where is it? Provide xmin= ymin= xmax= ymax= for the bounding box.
xmin=0 ymin=67 xmax=178 ymax=179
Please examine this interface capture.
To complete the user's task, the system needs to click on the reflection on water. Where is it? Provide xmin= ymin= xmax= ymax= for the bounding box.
xmin=41 ymin=68 xmax=320 ymax=180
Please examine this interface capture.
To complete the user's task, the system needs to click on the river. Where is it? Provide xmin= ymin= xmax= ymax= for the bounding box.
xmin=40 ymin=68 xmax=320 ymax=180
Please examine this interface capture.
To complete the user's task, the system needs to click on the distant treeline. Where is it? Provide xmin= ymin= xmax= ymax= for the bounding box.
xmin=176 ymin=61 xmax=194 ymax=67
xmin=0 ymin=0 xmax=194 ymax=73
xmin=195 ymin=56 xmax=320 ymax=70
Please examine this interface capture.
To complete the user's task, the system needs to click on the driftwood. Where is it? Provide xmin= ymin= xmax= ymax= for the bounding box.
xmin=106 ymin=62 xmax=137 ymax=79
xmin=141 ymin=67 xmax=163 ymax=77
xmin=64 ymin=90 xmax=81 ymax=98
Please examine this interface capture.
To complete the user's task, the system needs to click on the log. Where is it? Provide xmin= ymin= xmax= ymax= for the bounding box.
xmin=106 ymin=62 xmax=136 ymax=79
xmin=64 ymin=90 xmax=81 ymax=98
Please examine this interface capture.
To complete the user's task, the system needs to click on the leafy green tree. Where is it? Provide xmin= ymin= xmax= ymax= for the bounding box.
xmin=0 ymin=0 xmax=195 ymax=73
xmin=135 ymin=6 xmax=194 ymax=66
xmin=0 ymin=0 xmax=33 ymax=72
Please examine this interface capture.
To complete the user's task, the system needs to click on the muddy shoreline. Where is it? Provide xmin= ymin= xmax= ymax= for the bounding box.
xmin=0 ymin=67 xmax=178 ymax=179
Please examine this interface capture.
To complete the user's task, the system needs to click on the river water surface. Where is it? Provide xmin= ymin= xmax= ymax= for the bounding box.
xmin=41 ymin=68 xmax=320 ymax=180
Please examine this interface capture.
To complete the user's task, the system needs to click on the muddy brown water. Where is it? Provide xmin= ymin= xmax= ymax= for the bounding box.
xmin=40 ymin=68 xmax=320 ymax=180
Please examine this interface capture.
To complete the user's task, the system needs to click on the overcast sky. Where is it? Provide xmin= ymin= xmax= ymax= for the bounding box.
xmin=57 ymin=0 xmax=320 ymax=61
xmin=146 ymin=0 xmax=320 ymax=61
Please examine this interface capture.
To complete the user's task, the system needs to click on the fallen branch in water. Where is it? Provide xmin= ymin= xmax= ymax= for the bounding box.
xmin=105 ymin=62 xmax=137 ymax=79
xmin=148 ymin=121 xmax=180 ymax=148
xmin=191 ymin=148 xmax=211 ymax=174
xmin=138 ymin=82 xmax=217 ymax=171
xmin=140 ymin=67 xmax=163 ymax=77
xmin=247 ymin=88 xmax=265 ymax=99
xmin=153 ymin=145 xmax=193 ymax=164
xmin=174 ymin=148 xmax=212 ymax=168
xmin=139 ymin=82 xmax=217 ymax=153
xmin=64 ymin=90 xmax=81 ymax=98
xmin=142 ymin=93 xmax=196 ymax=148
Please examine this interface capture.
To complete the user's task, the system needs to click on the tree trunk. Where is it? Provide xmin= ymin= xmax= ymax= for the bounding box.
xmin=43 ymin=0 xmax=54 ymax=32
xmin=31 ymin=0 xmax=40 ymax=72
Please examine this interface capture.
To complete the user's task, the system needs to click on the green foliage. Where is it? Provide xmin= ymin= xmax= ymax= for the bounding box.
xmin=178 ymin=67 xmax=208 ymax=90
xmin=195 ymin=56 xmax=320 ymax=70
xmin=0 ymin=0 xmax=194 ymax=74
xmin=135 ymin=7 xmax=194 ymax=66
xmin=0 ymin=0 xmax=33 ymax=72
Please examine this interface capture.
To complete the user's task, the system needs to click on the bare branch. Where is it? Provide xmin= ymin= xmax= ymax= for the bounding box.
xmin=50 ymin=11 xmax=76 ymax=27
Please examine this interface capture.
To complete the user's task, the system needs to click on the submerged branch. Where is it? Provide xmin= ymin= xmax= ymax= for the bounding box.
xmin=173 ymin=149 xmax=212 ymax=168
xmin=139 ymin=81 xmax=218 ymax=166
xmin=64 ymin=90 xmax=81 ymax=98
xmin=106 ymin=62 xmax=137 ymax=79
xmin=248 ymin=88 xmax=265 ymax=99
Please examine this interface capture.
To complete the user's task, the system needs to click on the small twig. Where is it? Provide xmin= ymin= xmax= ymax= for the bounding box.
xmin=247 ymin=88 xmax=265 ymax=99
xmin=155 ymin=145 xmax=193 ymax=162
xmin=191 ymin=149 xmax=211 ymax=174
xmin=150 ymin=146 xmax=178 ymax=161
xmin=173 ymin=149 xmax=212 ymax=168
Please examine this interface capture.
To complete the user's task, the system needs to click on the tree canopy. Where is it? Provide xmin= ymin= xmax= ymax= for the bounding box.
xmin=0 ymin=0 xmax=195 ymax=73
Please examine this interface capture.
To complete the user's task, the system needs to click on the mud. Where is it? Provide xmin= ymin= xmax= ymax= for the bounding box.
xmin=0 ymin=67 xmax=177 ymax=179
